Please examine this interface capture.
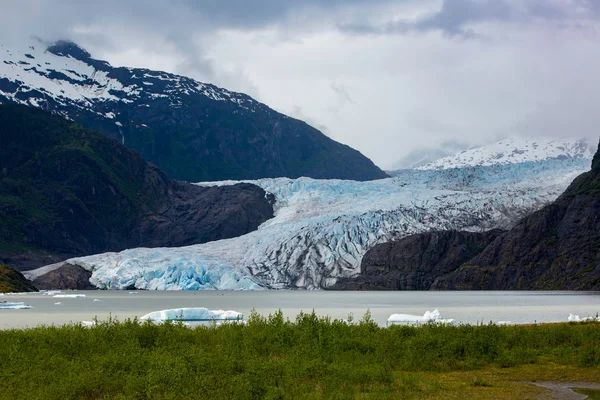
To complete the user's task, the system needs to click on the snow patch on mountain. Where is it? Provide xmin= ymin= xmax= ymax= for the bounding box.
xmin=417 ymin=137 xmax=593 ymax=171
xmin=31 ymin=157 xmax=591 ymax=290
xmin=0 ymin=39 xmax=260 ymax=115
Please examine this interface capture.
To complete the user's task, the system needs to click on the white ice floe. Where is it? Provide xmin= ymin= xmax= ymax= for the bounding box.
xmin=140 ymin=307 xmax=243 ymax=322
xmin=54 ymin=302 xmax=62 ymax=305
xmin=0 ymin=302 xmax=32 ymax=310
xmin=128 ymin=292 xmax=139 ymax=295
xmin=53 ymin=294 xmax=86 ymax=298
xmin=43 ymin=290 xmax=64 ymax=296
xmin=496 ymin=321 xmax=513 ymax=325
xmin=81 ymin=321 xmax=96 ymax=327
xmin=387 ymin=309 xmax=453 ymax=325
xmin=93 ymin=299 xmax=101 ymax=302
xmin=568 ymin=313 xmax=599 ymax=322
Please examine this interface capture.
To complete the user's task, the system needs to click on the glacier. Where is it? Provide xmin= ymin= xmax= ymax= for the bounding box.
xmin=28 ymin=157 xmax=591 ymax=291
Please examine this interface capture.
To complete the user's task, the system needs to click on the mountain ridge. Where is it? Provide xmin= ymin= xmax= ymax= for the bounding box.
xmin=0 ymin=39 xmax=387 ymax=182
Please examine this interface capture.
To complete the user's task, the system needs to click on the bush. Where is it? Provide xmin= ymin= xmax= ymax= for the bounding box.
xmin=0 ymin=313 xmax=598 ymax=399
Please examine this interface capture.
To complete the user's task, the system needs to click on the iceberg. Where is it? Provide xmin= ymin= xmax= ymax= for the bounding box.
xmin=387 ymin=309 xmax=453 ymax=325
xmin=53 ymin=294 xmax=86 ymax=298
xmin=81 ymin=321 xmax=96 ymax=327
xmin=43 ymin=290 xmax=64 ymax=296
xmin=568 ymin=313 xmax=598 ymax=322
xmin=0 ymin=301 xmax=32 ymax=310
xmin=140 ymin=307 xmax=243 ymax=322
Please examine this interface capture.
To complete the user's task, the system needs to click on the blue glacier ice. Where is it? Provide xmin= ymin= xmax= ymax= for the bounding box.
xmin=140 ymin=308 xmax=243 ymax=322
xmin=0 ymin=302 xmax=32 ymax=310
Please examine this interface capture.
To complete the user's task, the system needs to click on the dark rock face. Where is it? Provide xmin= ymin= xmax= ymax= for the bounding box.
xmin=0 ymin=264 xmax=38 ymax=292
xmin=0 ymin=40 xmax=388 ymax=182
xmin=337 ymin=139 xmax=600 ymax=290
xmin=33 ymin=263 xmax=94 ymax=290
xmin=331 ymin=230 xmax=503 ymax=290
xmin=0 ymin=105 xmax=274 ymax=270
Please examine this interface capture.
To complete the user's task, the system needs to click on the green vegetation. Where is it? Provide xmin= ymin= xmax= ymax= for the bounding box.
xmin=0 ymin=264 xmax=37 ymax=293
xmin=574 ymin=388 xmax=600 ymax=399
xmin=0 ymin=312 xmax=599 ymax=399
xmin=0 ymin=104 xmax=149 ymax=257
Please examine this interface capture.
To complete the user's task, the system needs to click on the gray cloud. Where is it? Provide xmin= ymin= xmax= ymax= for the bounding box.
xmin=2 ymin=0 xmax=600 ymax=168
xmin=331 ymin=83 xmax=358 ymax=106
xmin=339 ymin=0 xmax=596 ymax=38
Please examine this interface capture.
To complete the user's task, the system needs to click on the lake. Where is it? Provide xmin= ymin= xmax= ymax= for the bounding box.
xmin=1 ymin=290 xmax=599 ymax=329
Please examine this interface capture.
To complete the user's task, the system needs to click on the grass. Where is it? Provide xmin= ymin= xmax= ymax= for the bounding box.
xmin=0 ymin=311 xmax=599 ymax=399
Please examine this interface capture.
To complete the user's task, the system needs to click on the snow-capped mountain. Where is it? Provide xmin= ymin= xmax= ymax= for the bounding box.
xmin=0 ymin=39 xmax=386 ymax=182
xmin=417 ymin=137 xmax=593 ymax=171
xmin=27 ymin=157 xmax=592 ymax=290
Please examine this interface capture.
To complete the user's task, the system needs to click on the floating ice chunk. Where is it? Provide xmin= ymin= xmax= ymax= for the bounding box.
xmin=54 ymin=302 xmax=62 ymax=305
xmin=387 ymin=309 xmax=453 ymax=325
xmin=44 ymin=290 xmax=64 ymax=296
xmin=140 ymin=307 xmax=243 ymax=322
xmin=128 ymin=292 xmax=139 ymax=295
xmin=0 ymin=302 xmax=32 ymax=310
xmin=93 ymin=299 xmax=101 ymax=302
xmin=81 ymin=321 xmax=96 ymax=327
xmin=496 ymin=321 xmax=513 ymax=325
xmin=568 ymin=313 xmax=598 ymax=322
xmin=54 ymin=294 xmax=86 ymax=298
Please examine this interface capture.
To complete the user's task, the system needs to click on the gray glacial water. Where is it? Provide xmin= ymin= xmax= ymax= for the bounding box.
xmin=1 ymin=290 xmax=599 ymax=329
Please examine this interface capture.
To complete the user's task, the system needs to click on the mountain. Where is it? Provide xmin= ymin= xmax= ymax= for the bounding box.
xmin=28 ymin=153 xmax=592 ymax=290
xmin=341 ymin=139 xmax=600 ymax=290
xmin=0 ymin=104 xmax=274 ymax=270
xmin=0 ymin=39 xmax=387 ymax=182
xmin=417 ymin=137 xmax=594 ymax=171
xmin=0 ymin=264 xmax=38 ymax=293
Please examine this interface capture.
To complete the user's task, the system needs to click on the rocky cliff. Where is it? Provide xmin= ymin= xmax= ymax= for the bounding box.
xmin=0 ymin=105 xmax=274 ymax=270
xmin=330 ymin=230 xmax=503 ymax=290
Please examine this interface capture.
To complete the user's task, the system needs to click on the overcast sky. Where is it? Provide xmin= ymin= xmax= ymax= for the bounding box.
xmin=3 ymin=0 xmax=600 ymax=168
